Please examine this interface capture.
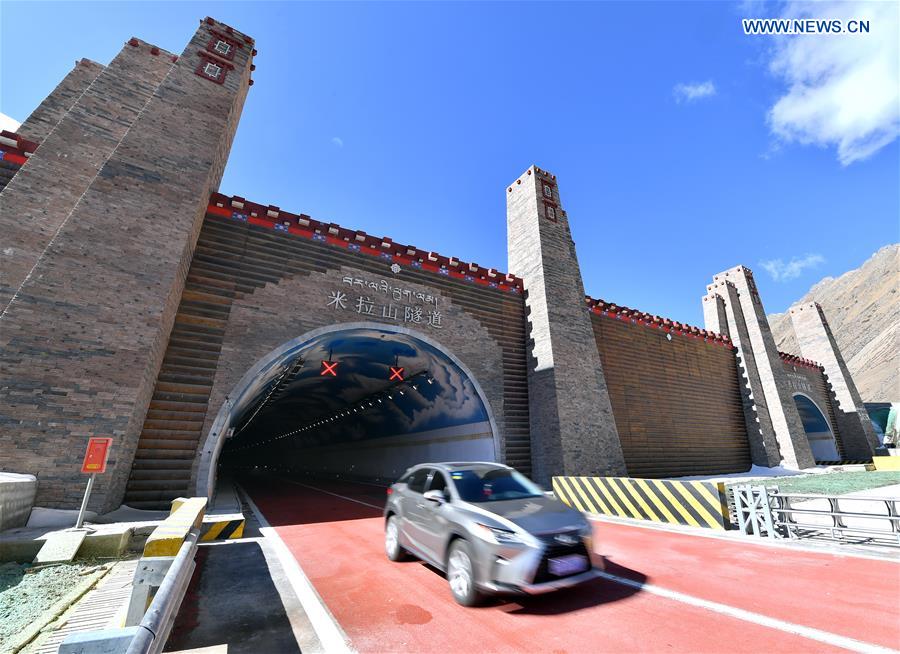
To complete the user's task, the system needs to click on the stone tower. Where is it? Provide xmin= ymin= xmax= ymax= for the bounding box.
xmin=0 ymin=18 xmax=255 ymax=511
xmin=704 ymin=266 xmax=815 ymax=469
xmin=790 ymin=303 xmax=878 ymax=458
xmin=506 ymin=166 xmax=626 ymax=483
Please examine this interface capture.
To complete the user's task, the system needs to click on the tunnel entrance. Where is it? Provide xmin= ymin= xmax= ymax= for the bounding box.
xmin=793 ymin=393 xmax=840 ymax=462
xmin=200 ymin=324 xmax=499 ymax=495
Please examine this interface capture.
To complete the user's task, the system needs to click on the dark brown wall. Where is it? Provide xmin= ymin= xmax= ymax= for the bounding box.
xmin=124 ymin=205 xmax=531 ymax=507
xmin=590 ymin=313 xmax=751 ymax=477
xmin=0 ymin=19 xmax=254 ymax=511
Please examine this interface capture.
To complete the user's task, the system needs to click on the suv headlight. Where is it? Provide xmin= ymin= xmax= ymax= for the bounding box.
xmin=473 ymin=523 xmax=528 ymax=545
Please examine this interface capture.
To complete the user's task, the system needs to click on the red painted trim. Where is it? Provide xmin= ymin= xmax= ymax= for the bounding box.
xmin=206 ymin=193 xmax=525 ymax=294
xmin=207 ymin=205 xmax=231 ymax=218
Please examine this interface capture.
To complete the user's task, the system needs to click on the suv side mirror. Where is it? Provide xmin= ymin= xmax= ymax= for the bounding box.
xmin=423 ymin=489 xmax=446 ymax=504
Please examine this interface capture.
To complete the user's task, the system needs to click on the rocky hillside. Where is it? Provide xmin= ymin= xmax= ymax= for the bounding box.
xmin=768 ymin=244 xmax=898 ymax=402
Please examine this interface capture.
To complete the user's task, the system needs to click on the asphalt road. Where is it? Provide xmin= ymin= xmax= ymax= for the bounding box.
xmin=241 ymin=475 xmax=900 ymax=654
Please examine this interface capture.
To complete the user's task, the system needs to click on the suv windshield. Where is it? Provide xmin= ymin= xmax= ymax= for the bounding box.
xmin=451 ymin=468 xmax=543 ymax=502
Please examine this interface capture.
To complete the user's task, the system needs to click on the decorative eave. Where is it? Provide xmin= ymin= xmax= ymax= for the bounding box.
xmin=0 ymin=130 xmax=38 ymax=165
xmin=585 ymin=296 xmax=733 ymax=347
xmin=206 ymin=193 xmax=524 ymax=293
xmin=779 ymin=351 xmax=823 ymax=370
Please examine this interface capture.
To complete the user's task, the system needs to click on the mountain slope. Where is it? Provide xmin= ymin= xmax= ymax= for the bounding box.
xmin=768 ymin=244 xmax=898 ymax=402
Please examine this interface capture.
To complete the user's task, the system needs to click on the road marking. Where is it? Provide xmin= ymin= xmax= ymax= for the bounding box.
xmin=265 ymin=478 xmax=899 ymax=653
xmin=239 ymin=485 xmax=354 ymax=654
xmin=597 ymin=571 xmax=897 ymax=654
xmin=590 ymin=513 xmax=900 ymax=562
xmin=279 ymin=478 xmax=384 ymax=510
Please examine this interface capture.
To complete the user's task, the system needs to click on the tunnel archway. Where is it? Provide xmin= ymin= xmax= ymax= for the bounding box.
xmin=792 ymin=393 xmax=840 ymax=462
xmin=196 ymin=323 xmax=501 ymax=497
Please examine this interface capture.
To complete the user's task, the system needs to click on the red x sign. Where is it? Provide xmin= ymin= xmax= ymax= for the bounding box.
xmin=321 ymin=360 xmax=338 ymax=377
xmin=389 ymin=366 xmax=404 ymax=381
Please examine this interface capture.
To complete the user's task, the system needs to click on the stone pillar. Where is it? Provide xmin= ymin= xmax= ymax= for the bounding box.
xmin=1 ymin=44 xmax=173 ymax=313
xmin=705 ymin=266 xmax=814 ymax=469
xmin=790 ymin=302 xmax=878 ymax=458
xmin=704 ymin=281 xmax=781 ymax=466
xmin=17 ymin=59 xmax=105 ymax=143
xmin=506 ymin=166 xmax=626 ymax=483
xmin=702 ymin=292 xmax=728 ymax=336
xmin=0 ymin=17 xmax=255 ymax=510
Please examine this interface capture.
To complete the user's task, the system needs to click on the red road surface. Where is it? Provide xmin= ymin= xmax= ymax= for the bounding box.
xmin=243 ymin=476 xmax=900 ymax=654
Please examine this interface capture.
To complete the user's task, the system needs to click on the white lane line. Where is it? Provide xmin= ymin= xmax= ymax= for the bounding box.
xmin=597 ymin=571 xmax=898 ymax=654
xmin=268 ymin=479 xmax=897 ymax=654
xmin=239 ymin=485 xmax=354 ymax=654
xmin=278 ymin=478 xmax=384 ymax=511
xmin=590 ymin=513 xmax=900 ymax=563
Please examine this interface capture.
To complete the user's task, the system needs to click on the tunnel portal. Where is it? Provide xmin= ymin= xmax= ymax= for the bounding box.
xmin=215 ymin=327 xmax=498 ymax=487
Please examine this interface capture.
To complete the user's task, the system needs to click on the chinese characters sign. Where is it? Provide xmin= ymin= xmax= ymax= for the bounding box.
xmin=326 ymin=275 xmax=444 ymax=329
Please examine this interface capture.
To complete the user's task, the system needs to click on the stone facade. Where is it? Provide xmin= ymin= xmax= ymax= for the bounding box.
xmin=17 ymin=59 xmax=105 ymax=143
xmin=704 ymin=267 xmax=815 ymax=469
xmin=0 ymin=44 xmax=173 ymax=313
xmin=0 ymin=19 xmax=875 ymax=511
xmin=789 ymin=303 xmax=879 ymax=458
xmin=506 ymin=167 xmax=626 ymax=483
xmin=0 ymin=19 xmax=255 ymax=511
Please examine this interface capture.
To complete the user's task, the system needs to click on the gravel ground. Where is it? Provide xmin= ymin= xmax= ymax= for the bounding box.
xmin=0 ymin=561 xmax=102 ymax=651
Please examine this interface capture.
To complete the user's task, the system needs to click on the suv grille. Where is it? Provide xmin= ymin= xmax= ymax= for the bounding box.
xmin=532 ymin=534 xmax=589 ymax=584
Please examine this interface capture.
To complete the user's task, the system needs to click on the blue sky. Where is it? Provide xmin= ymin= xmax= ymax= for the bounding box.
xmin=2 ymin=1 xmax=897 ymax=326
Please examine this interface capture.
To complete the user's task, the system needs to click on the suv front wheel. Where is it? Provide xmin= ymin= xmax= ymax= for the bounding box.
xmin=385 ymin=515 xmax=406 ymax=561
xmin=447 ymin=539 xmax=481 ymax=606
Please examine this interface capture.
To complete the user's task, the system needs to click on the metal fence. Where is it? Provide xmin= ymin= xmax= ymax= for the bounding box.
xmin=58 ymin=509 xmax=203 ymax=654
xmin=732 ymin=484 xmax=900 ymax=547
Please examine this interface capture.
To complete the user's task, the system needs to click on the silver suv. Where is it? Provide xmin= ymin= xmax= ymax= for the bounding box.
xmin=383 ymin=462 xmax=601 ymax=606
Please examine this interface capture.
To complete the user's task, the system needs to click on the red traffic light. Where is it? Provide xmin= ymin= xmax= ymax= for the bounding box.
xmin=320 ymin=360 xmax=338 ymax=377
xmin=389 ymin=366 xmax=404 ymax=381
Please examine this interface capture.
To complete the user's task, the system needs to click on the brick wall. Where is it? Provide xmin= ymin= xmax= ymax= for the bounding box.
xmin=590 ymin=313 xmax=751 ymax=477
xmin=0 ymin=44 xmax=173 ymax=312
xmin=0 ymin=19 xmax=254 ymax=511
xmin=124 ymin=209 xmax=531 ymax=507
xmin=17 ymin=59 xmax=105 ymax=143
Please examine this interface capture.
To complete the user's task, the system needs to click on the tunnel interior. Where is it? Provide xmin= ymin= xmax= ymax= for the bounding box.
xmin=217 ymin=327 xmax=497 ymax=483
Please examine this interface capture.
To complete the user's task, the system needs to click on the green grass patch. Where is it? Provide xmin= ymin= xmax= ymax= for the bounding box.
xmin=728 ymin=471 xmax=900 ymax=496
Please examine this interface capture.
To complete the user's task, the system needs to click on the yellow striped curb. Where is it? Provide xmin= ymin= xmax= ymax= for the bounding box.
xmin=200 ymin=514 xmax=246 ymax=541
xmin=143 ymin=497 xmax=207 ymax=556
xmin=553 ymin=476 xmax=731 ymax=530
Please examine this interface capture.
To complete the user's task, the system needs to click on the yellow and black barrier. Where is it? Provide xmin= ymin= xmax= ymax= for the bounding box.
xmin=553 ymin=476 xmax=731 ymax=530
xmin=200 ymin=514 xmax=246 ymax=541
xmin=143 ymin=496 xmax=207 ymax=557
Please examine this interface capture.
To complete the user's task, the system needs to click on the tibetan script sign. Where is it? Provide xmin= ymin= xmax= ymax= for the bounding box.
xmin=341 ymin=276 xmax=438 ymax=308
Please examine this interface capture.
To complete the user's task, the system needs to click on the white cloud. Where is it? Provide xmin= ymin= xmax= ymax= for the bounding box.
xmin=331 ymin=136 xmax=344 ymax=148
xmin=0 ymin=112 xmax=21 ymax=133
xmin=673 ymin=80 xmax=717 ymax=103
xmin=765 ymin=1 xmax=899 ymax=165
xmin=759 ymin=253 xmax=825 ymax=281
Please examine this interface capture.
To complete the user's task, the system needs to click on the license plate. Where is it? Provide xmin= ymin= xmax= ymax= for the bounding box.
xmin=548 ymin=554 xmax=588 ymax=576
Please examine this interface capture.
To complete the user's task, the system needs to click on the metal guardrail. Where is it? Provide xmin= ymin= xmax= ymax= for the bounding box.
xmin=125 ymin=528 xmax=199 ymax=654
xmin=773 ymin=492 xmax=900 ymax=545
xmin=58 ymin=499 xmax=205 ymax=654
xmin=732 ymin=484 xmax=900 ymax=547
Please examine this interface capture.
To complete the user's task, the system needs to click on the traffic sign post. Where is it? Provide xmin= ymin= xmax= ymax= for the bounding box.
xmin=75 ymin=437 xmax=112 ymax=530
